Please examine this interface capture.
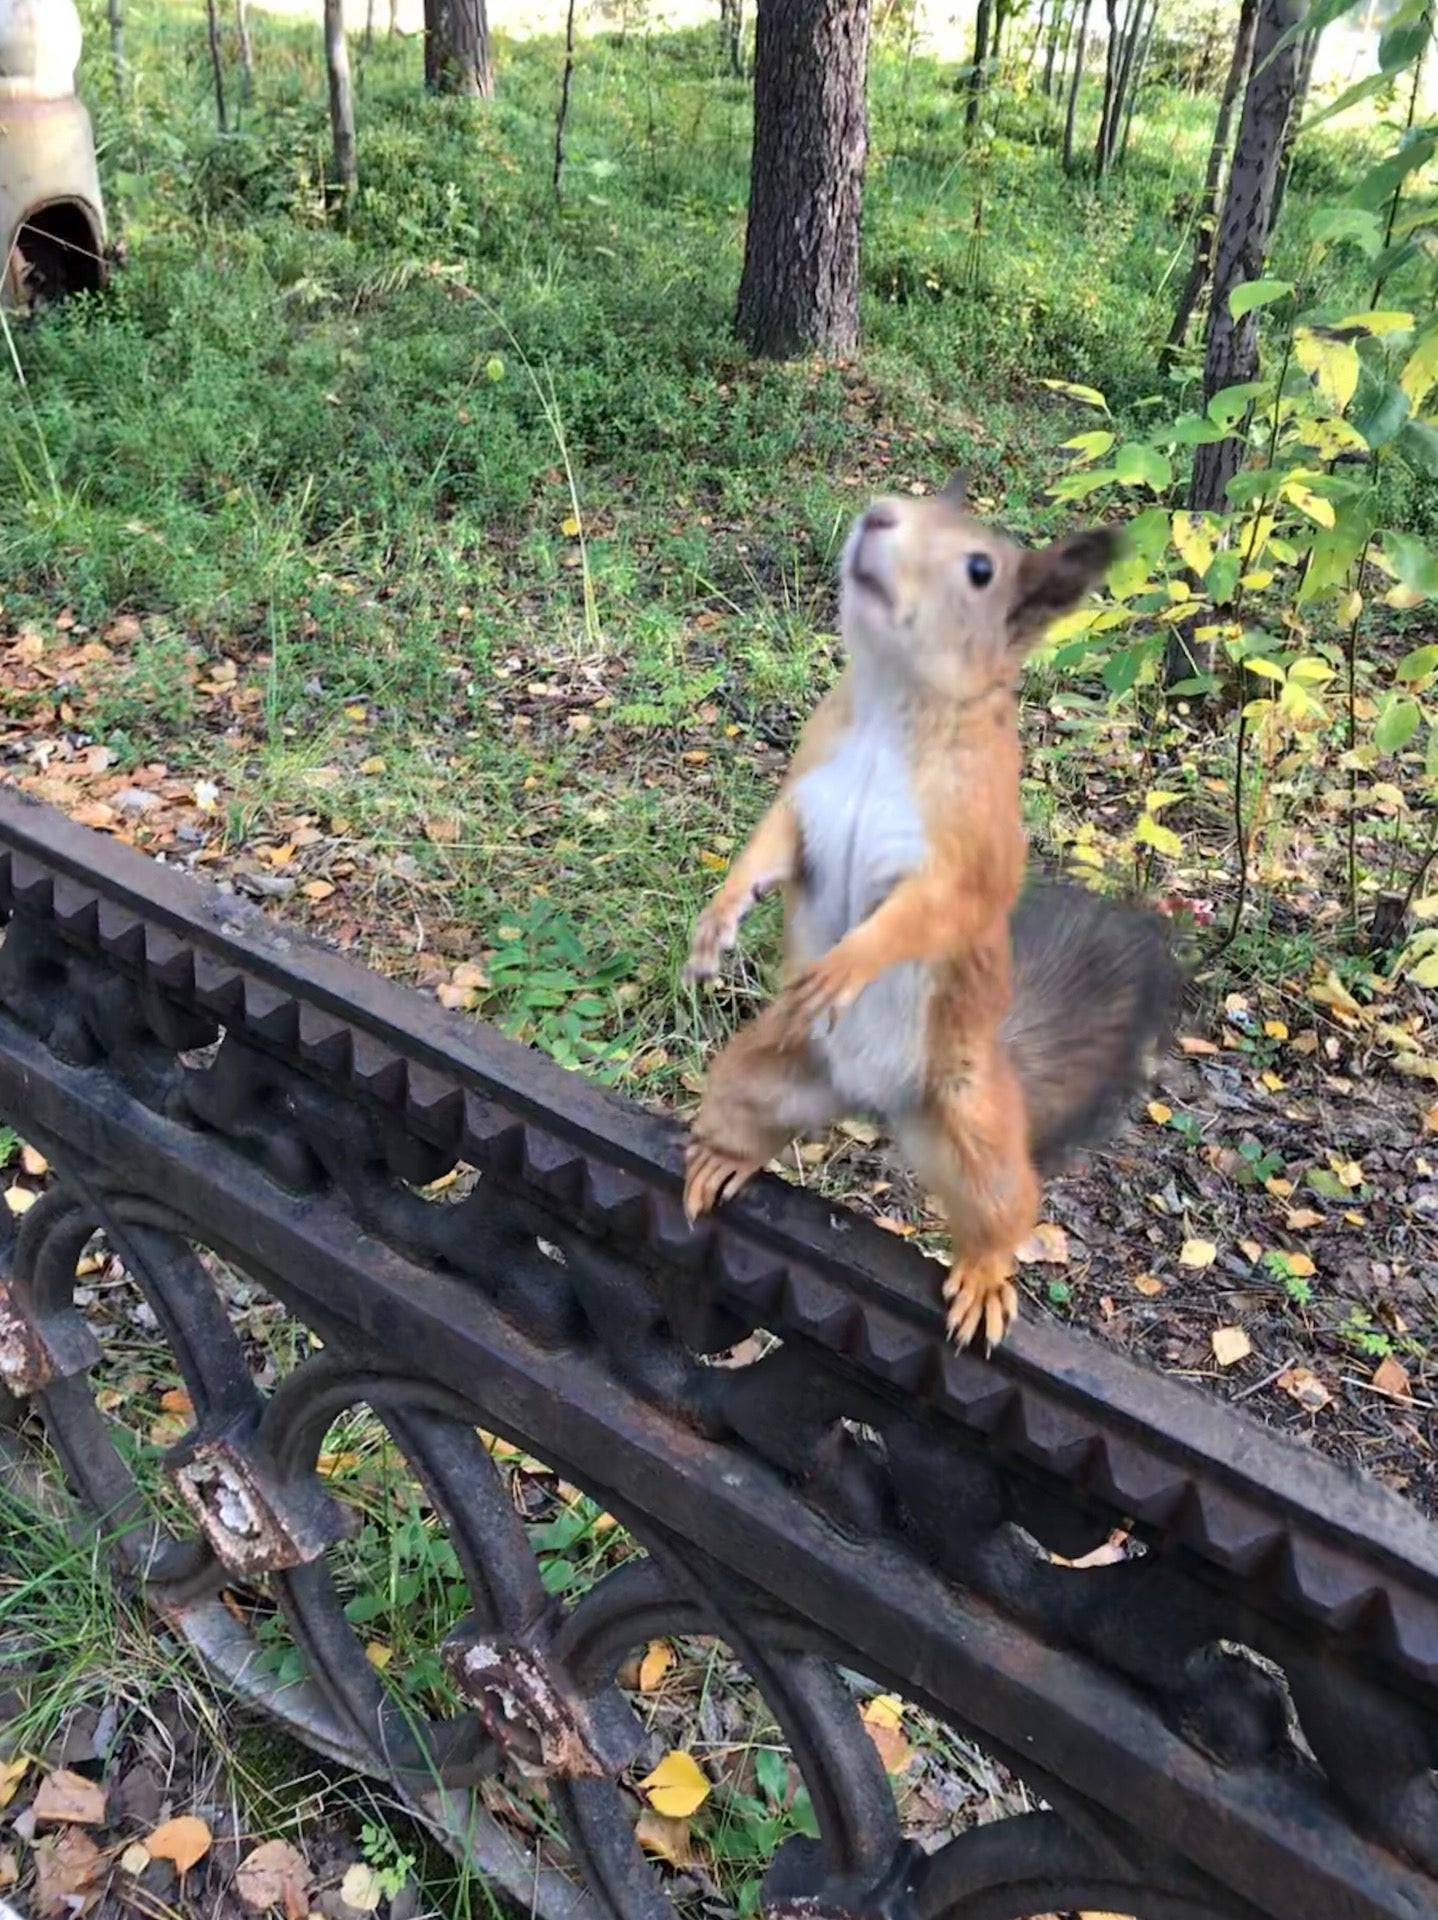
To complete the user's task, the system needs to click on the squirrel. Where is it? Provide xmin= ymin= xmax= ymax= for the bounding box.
xmin=682 ymin=475 xmax=1180 ymax=1349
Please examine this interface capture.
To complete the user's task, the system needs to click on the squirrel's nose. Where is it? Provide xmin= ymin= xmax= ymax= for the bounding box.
xmin=863 ymin=504 xmax=899 ymax=534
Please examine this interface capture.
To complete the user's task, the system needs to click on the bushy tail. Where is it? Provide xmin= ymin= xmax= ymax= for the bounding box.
xmin=1001 ymin=882 xmax=1184 ymax=1178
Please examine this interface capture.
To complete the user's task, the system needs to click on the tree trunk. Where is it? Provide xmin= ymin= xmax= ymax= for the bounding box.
xmin=721 ymin=0 xmax=745 ymax=74
xmin=1099 ymin=0 xmax=1143 ymax=172
xmin=1117 ymin=0 xmax=1156 ymax=161
xmin=1093 ymin=0 xmax=1120 ymax=174
xmin=1189 ymin=0 xmax=1305 ymax=512
xmin=964 ymin=0 xmax=993 ymax=135
xmin=236 ymin=0 xmax=254 ymax=96
xmin=365 ymin=0 xmax=377 ymax=50
xmin=1270 ymin=24 xmax=1321 ymax=233
xmin=204 ymin=0 xmax=228 ymax=130
xmin=554 ymin=0 xmax=578 ymax=198
xmin=107 ymin=0 xmax=125 ymax=92
xmin=324 ymin=0 xmax=359 ymax=203
xmin=390 ymin=0 xmax=400 ymax=33
xmin=735 ymin=0 xmax=872 ymax=358
xmin=1061 ymin=0 xmax=1091 ymax=173
xmin=1031 ymin=0 xmax=1050 ymax=78
xmin=1042 ymin=0 xmax=1067 ymax=95
xmin=425 ymin=0 xmax=492 ymax=94
xmin=1163 ymin=0 xmax=1258 ymax=363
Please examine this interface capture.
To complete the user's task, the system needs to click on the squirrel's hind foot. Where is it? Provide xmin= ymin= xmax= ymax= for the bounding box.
xmin=683 ymin=1142 xmax=762 ymax=1222
xmin=943 ymin=1256 xmax=1018 ymax=1351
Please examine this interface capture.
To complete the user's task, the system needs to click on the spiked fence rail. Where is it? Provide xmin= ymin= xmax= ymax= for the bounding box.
xmin=0 ymin=785 xmax=1432 ymax=1920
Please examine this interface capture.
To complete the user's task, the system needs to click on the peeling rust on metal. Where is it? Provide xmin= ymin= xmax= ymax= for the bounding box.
xmin=442 ymin=1637 xmax=613 ymax=1780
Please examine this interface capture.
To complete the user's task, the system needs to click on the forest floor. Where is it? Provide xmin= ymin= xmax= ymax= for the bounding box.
xmin=0 ymin=3 xmax=1435 ymax=1916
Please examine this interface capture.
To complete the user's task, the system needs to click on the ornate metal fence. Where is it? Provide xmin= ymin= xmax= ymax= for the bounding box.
xmin=0 ymin=786 xmax=1433 ymax=1920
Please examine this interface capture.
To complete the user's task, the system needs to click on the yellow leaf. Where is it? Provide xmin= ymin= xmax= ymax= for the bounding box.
xmin=344 ymin=704 xmax=368 ymax=723
xmin=1284 ymin=1252 xmax=1316 ymax=1277
xmin=1400 ymin=323 xmax=1438 ymax=412
xmin=1179 ymin=1035 xmax=1219 ymax=1055
xmin=359 ymin=755 xmax=387 ymax=776
xmin=4 ymin=1188 xmax=36 ymax=1215
xmin=638 ymin=1641 xmax=674 ymax=1692
xmin=1171 ymin=511 xmax=1215 ymax=577
xmin=861 ymin=1695 xmax=914 ymax=1774
xmin=1146 ymin=1101 xmax=1172 ymax=1125
xmin=1265 ymin=1175 xmax=1294 ymax=1197
xmin=1240 ymin=1238 xmax=1263 ymax=1263
xmin=1133 ymin=1272 xmax=1164 ymax=1297
xmin=19 ymin=1145 xmax=47 ymax=1177
xmin=1286 ymin=1207 xmax=1323 ymax=1229
xmin=561 ymin=514 xmax=582 ymax=537
xmin=1278 ymin=1366 xmax=1332 ymax=1413
xmin=1295 ymin=329 xmax=1360 ymax=412
xmin=1015 ymin=1222 xmax=1069 ymax=1264
xmin=365 ymin=1641 xmax=393 ymax=1670
xmin=303 ymin=879 xmax=336 ymax=902
xmin=698 ymin=850 xmax=727 ymax=872
xmin=118 ymin=1844 xmax=151 ymax=1877
xmin=1263 ymin=1020 xmax=1289 ymax=1041
xmin=146 ymin=1816 xmax=213 ymax=1874
xmin=340 ymin=1863 xmax=385 ymax=1913
xmin=1179 ymin=1239 xmax=1217 ymax=1269
xmin=1260 ymin=1070 xmax=1284 ymax=1091
xmin=640 ymin=1750 xmax=710 ymax=1818
xmin=0 ymin=1758 xmax=28 ymax=1811
xmin=634 ymin=1811 xmax=693 ymax=1868
xmin=1211 ymin=1325 xmax=1252 ymax=1366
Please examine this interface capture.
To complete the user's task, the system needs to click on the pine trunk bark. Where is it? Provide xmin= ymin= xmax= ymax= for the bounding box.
xmin=1162 ymin=0 xmax=1258 ymax=363
xmin=1093 ymin=0 xmax=1122 ymax=174
xmin=735 ymin=0 xmax=872 ymax=358
xmin=325 ymin=0 xmax=358 ymax=202
xmin=425 ymin=0 xmax=492 ymax=94
xmin=1117 ymin=0 xmax=1156 ymax=161
xmin=721 ymin=0 xmax=745 ymax=74
xmin=1061 ymin=0 xmax=1091 ymax=173
xmin=1189 ymin=0 xmax=1304 ymax=512
xmin=1098 ymin=0 xmax=1143 ymax=172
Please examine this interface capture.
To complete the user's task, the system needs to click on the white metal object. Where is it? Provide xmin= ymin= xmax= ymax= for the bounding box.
xmin=0 ymin=0 xmax=108 ymax=307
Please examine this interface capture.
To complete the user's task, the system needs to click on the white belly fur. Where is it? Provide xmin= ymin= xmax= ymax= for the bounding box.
xmin=790 ymin=710 xmax=930 ymax=1116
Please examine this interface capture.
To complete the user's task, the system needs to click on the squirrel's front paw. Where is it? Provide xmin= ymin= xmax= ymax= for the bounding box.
xmin=773 ymin=954 xmax=861 ymax=1045
xmin=942 ymin=1257 xmax=1018 ymax=1352
xmin=684 ymin=904 xmax=740 ymax=981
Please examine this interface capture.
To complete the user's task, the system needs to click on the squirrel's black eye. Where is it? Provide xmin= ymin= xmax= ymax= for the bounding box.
xmin=966 ymin=553 xmax=995 ymax=588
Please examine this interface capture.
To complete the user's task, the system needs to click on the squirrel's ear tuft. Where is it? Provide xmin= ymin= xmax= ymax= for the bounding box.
xmin=938 ymin=469 xmax=969 ymax=507
xmin=1008 ymin=525 xmax=1120 ymax=648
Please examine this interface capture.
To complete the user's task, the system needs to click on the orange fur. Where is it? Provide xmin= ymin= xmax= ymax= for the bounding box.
xmin=684 ymin=482 xmax=1116 ymax=1349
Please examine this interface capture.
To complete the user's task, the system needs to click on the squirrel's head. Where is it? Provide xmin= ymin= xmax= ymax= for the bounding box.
xmin=839 ymin=473 xmax=1118 ymax=701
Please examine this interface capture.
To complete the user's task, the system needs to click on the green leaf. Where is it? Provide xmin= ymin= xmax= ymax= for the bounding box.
xmin=1397 ymin=645 xmax=1438 ymax=683
xmin=1258 ymin=0 xmax=1367 ymax=70
xmin=1351 ymin=131 xmax=1438 ymax=212
xmin=1134 ymin=814 xmax=1182 ymax=858
xmin=1375 ymin=695 xmax=1421 ymax=755
xmin=1204 ymin=551 xmax=1242 ymax=606
xmin=1040 ymin=378 xmax=1109 ymax=411
xmin=1351 ymin=379 xmax=1410 ymax=450
xmin=1300 ymin=71 xmax=1392 ymax=131
xmin=1062 ymin=429 xmax=1116 ymax=464
xmin=1113 ymin=443 xmax=1172 ymax=491
xmin=1398 ymin=420 xmax=1438 ymax=479
xmin=1207 ymin=381 xmax=1265 ymax=429
xmin=1412 ymin=953 xmax=1438 ymax=988
xmin=1308 ymin=206 xmax=1383 ymax=256
xmin=1401 ymin=324 xmax=1438 ymax=411
xmin=1380 ymin=19 xmax=1431 ymax=69
xmin=1228 ymin=278 xmax=1293 ymax=322
xmin=1385 ymin=532 xmax=1438 ymax=598
xmin=1127 ymin=505 xmax=1172 ymax=567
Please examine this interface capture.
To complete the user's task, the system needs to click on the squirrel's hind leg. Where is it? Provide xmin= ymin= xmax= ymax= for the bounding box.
xmin=895 ymin=1049 xmax=1039 ymax=1350
xmin=685 ymin=1009 xmax=839 ymax=1222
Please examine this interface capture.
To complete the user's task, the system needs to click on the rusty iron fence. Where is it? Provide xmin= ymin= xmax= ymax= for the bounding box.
xmin=0 ymin=785 xmax=1433 ymax=1920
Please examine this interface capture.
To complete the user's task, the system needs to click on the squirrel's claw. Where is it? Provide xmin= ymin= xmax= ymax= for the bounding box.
xmin=683 ymin=1141 xmax=761 ymax=1221
xmin=684 ymin=907 xmax=739 ymax=982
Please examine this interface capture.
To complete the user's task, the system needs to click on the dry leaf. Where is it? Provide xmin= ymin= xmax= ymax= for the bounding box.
xmin=638 ymin=1641 xmax=674 ymax=1692
xmin=1015 ymin=1222 xmax=1069 ymax=1265
xmin=1285 ymin=1207 xmax=1323 ymax=1230
xmin=560 ymin=514 xmax=582 ymax=537
xmin=0 ymin=1758 xmax=28 ymax=1811
xmin=860 ymin=1695 xmax=914 ymax=1774
xmin=634 ymin=1811 xmax=694 ymax=1869
xmin=1263 ymin=1019 xmax=1289 ymax=1041
xmin=359 ymin=756 xmax=387 ymax=776
xmin=0 ymin=1849 xmax=16 ymax=1889
xmin=1179 ymin=1036 xmax=1219 ymax=1055
xmin=3 ymin=1188 xmax=36 ymax=1216
xmin=339 ymin=1862 xmax=384 ymax=1913
xmin=1239 ymin=1239 xmax=1263 ymax=1263
xmin=31 ymin=1828 xmax=104 ymax=1917
xmin=1278 ymin=1366 xmax=1332 ymax=1413
xmin=118 ymin=1843 xmax=151 ymax=1876
xmin=436 ymin=983 xmax=479 ymax=1011
xmin=18 ymin=1145 xmax=47 ymax=1177
xmin=236 ymin=1838 xmax=311 ymax=1913
xmin=1132 ymin=1273 xmax=1164 ymax=1297
xmin=1259 ymin=1070 xmax=1284 ymax=1092
xmin=1372 ymin=1355 xmax=1412 ymax=1400
xmin=33 ymin=1768 xmax=107 ymax=1827
xmin=451 ymin=963 xmax=489 ymax=990
xmin=146 ymin=1814 xmax=213 ymax=1874
xmin=423 ymin=815 xmax=462 ymax=845
xmin=1211 ymin=1326 xmax=1252 ymax=1367
xmin=364 ymin=1641 xmax=393 ymax=1671
xmin=159 ymin=1386 xmax=194 ymax=1416
xmin=1423 ymin=1104 xmax=1438 ymax=1135
xmin=1179 ymin=1238 xmax=1217 ymax=1269
xmin=1146 ymin=1100 xmax=1172 ymax=1125
xmin=639 ymin=1750 xmax=710 ymax=1818
xmin=302 ymin=880 xmax=336 ymax=902
xmin=1283 ymin=1251 xmax=1316 ymax=1278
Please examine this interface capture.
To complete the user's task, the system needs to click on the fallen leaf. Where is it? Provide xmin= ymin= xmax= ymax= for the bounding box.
xmin=1132 ymin=1273 xmax=1164 ymax=1297
xmin=1283 ymin=1251 xmax=1316 ymax=1277
xmin=698 ymin=849 xmax=727 ymax=872
xmin=1263 ymin=1019 xmax=1289 ymax=1040
xmin=31 ymin=1828 xmax=104 ymax=1917
xmin=1179 ymin=1036 xmax=1219 ymax=1055
xmin=560 ymin=514 xmax=582 ymax=537
xmin=1424 ymin=1104 xmax=1438 ymax=1135
xmin=118 ymin=1841 xmax=150 ymax=1874
xmin=634 ymin=1810 xmax=693 ymax=1868
xmin=436 ymin=983 xmax=479 ymax=1011
xmin=1015 ymin=1222 xmax=1069 ymax=1265
xmin=3 ymin=1188 xmax=36 ymax=1216
xmin=1285 ymin=1207 xmax=1323 ymax=1230
xmin=638 ymin=1641 xmax=674 ymax=1692
xmin=19 ymin=1145 xmax=47 ymax=1177
xmin=1211 ymin=1325 xmax=1253 ymax=1367
xmin=33 ymin=1769 xmax=107 ymax=1827
xmin=236 ymin=1838 xmax=311 ymax=1913
xmin=451 ymin=962 xmax=489 ymax=990
xmin=146 ymin=1814 xmax=213 ymax=1874
xmin=302 ymin=880 xmax=336 ymax=902
xmin=159 ymin=1386 xmax=194 ymax=1417
xmin=1259 ymin=1070 xmax=1284 ymax=1092
xmin=0 ymin=1849 xmax=16 ymax=1889
xmin=861 ymin=1694 xmax=914 ymax=1774
xmin=1179 ymin=1238 xmax=1217 ymax=1269
xmin=1372 ymin=1355 xmax=1412 ymax=1399
xmin=1053 ymin=1530 xmax=1129 ymax=1568
xmin=0 ymin=1758 xmax=29 ymax=1810
xmin=1146 ymin=1100 xmax=1172 ymax=1124
xmin=359 ymin=756 xmax=387 ymax=776
xmin=1239 ymin=1238 xmax=1263 ymax=1263
xmin=639 ymin=1750 xmax=710 ymax=1818
xmin=1278 ymin=1366 xmax=1332 ymax=1413
xmin=364 ymin=1641 xmax=393 ymax=1671
xmin=339 ymin=1861 xmax=384 ymax=1913
xmin=423 ymin=815 xmax=462 ymax=845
